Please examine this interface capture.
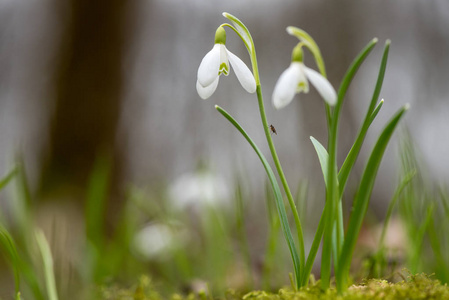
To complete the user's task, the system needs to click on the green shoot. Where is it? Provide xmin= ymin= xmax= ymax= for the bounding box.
xmin=35 ymin=229 xmax=59 ymax=300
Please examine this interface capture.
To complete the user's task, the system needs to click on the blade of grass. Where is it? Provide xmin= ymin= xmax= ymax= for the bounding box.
xmin=369 ymin=99 xmax=384 ymax=126
xmin=378 ymin=170 xmax=416 ymax=249
xmin=301 ymin=205 xmax=326 ymax=286
xmin=235 ymin=177 xmax=254 ymax=290
xmin=0 ymin=167 xmax=17 ymax=190
xmin=427 ymin=208 xmax=449 ymax=283
xmin=321 ymin=38 xmax=378 ymax=290
xmin=0 ymin=226 xmax=21 ymax=295
xmin=14 ymin=158 xmax=33 ymax=248
xmin=6 ymin=161 xmax=45 ymax=300
xmin=310 ymin=137 xmax=329 ymax=187
xmin=409 ymin=203 xmax=433 ymax=273
xmin=332 ymin=42 xmax=389 ymax=273
xmin=310 ymin=136 xmax=343 ymax=277
xmin=294 ymin=181 xmax=308 ymax=232
xmin=216 ymin=105 xmax=302 ymax=288
xmin=262 ymin=180 xmax=281 ymax=291
xmin=439 ymin=188 xmax=449 ymax=220
xmin=86 ymin=155 xmax=111 ymax=246
xmin=35 ymin=229 xmax=59 ymax=300
xmin=336 ymin=105 xmax=408 ymax=292
xmin=85 ymin=155 xmax=111 ymax=282
xmin=338 ymin=41 xmax=391 ymax=194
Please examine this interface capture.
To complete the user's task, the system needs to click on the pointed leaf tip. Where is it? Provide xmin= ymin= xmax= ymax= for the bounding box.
xmin=404 ymin=103 xmax=410 ymax=110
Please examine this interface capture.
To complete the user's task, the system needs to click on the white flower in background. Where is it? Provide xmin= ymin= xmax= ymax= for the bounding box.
xmin=272 ymin=45 xmax=337 ymax=109
xmin=168 ymin=169 xmax=230 ymax=211
xmin=132 ymin=222 xmax=187 ymax=261
xmin=196 ymin=26 xmax=256 ymax=100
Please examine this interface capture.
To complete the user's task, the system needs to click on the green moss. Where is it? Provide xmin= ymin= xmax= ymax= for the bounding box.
xmin=99 ymin=273 xmax=449 ymax=300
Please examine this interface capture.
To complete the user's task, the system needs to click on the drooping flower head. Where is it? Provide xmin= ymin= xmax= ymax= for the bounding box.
xmin=272 ymin=42 xmax=337 ymax=109
xmin=196 ymin=26 xmax=256 ymax=100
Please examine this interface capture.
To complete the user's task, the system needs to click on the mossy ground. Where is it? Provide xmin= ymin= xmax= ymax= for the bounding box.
xmin=99 ymin=273 xmax=449 ymax=300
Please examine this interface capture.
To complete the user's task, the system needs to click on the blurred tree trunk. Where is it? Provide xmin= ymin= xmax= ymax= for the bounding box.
xmin=39 ymin=0 xmax=128 ymax=213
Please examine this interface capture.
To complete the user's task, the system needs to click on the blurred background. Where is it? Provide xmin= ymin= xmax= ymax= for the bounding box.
xmin=0 ymin=0 xmax=448 ymax=298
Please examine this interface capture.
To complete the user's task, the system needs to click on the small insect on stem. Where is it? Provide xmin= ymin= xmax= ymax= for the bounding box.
xmin=269 ymin=124 xmax=277 ymax=135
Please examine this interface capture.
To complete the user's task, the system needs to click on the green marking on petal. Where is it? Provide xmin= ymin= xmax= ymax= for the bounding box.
xmin=297 ymin=81 xmax=309 ymax=93
xmin=219 ymin=63 xmax=229 ymax=76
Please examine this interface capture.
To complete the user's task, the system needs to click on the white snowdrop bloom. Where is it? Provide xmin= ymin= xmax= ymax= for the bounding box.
xmin=272 ymin=46 xmax=337 ymax=109
xmin=168 ymin=170 xmax=230 ymax=211
xmin=132 ymin=223 xmax=173 ymax=260
xmin=196 ymin=27 xmax=256 ymax=99
xmin=132 ymin=223 xmax=187 ymax=261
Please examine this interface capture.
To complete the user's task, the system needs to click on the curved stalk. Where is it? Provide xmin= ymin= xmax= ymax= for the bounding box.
xmin=255 ymin=85 xmax=306 ymax=283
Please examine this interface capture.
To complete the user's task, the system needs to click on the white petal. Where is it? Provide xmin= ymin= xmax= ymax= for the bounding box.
xmin=296 ymin=63 xmax=309 ymax=94
xmin=197 ymin=44 xmax=220 ymax=87
xmin=196 ymin=77 xmax=219 ymax=100
xmin=219 ymin=44 xmax=230 ymax=76
xmin=304 ymin=67 xmax=337 ymax=106
xmin=272 ymin=63 xmax=302 ymax=109
xmin=226 ymin=48 xmax=256 ymax=93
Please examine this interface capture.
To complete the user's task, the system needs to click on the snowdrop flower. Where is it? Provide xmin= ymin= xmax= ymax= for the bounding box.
xmin=196 ymin=26 xmax=256 ymax=99
xmin=132 ymin=222 xmax=188 ymax=261
xmin=168 ymin=168 xmax=230 ymax=211
xmin=272 ymin=44 xmax=337 ymax=109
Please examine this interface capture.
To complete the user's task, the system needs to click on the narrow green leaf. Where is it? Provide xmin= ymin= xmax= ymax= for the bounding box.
xmin=86 ymin=155 xmax=111 ymax=247
xmin=369 ymin=99 xmax=384 ymax=126
xmin=427 ymin=208 xmax=449 ymax=282
xmin=439 ymin=188 xmax=449 ymax=220
xmin=0 ymin=226 xmax=21 ymax=295
xmin=216 ymin=105 xmax=302 ymax=288
xmin=338 ymin=41 xmax=390 ymax=195
xmin=35 ymin=230 xmax=59 ymax=300
xmin=0 ymin=166 xmax=17 ymax=225
xmin=0 ymin=167 xmax=17 ymax=191
xmin=337 ymin=105 xmax=408 ymax=292
xmin=234 ymin=176 xmax=254 ymax=290
xmin=310 ymin=136 xmax=329 ymax=187
xmin=378 ymin=169 xmax=416 ymax=249
xmin=409 ymin=204 xmax=433 ymax=273
xmin=322 ymin=37 xmax=378 ymax=290
xmin=301 ymin=205 xmax=326 ymax=286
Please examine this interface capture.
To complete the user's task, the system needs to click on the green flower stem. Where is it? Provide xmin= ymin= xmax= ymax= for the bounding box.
xmin=256 ymin=84 xmax=305 ymax=286
xmin=243 ymin=17 xmax=305 ymax=286
xmin=321 ymin=109 xmax=339 ymax=290
xmin=312 ymin=48 xmax=343 ymax=277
